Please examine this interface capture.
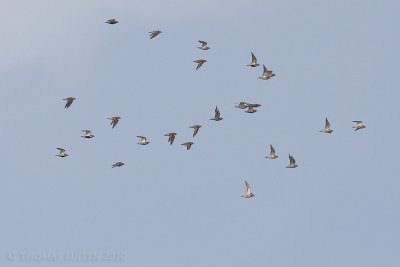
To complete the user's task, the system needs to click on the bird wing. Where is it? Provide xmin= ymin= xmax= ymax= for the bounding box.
xmin=263 ymin=65 xmax=268 ymax=74
xmin=251 ymin=52 xmax=257 ymax=63
xmin=195 ymin=61 xmax=204 ymax=70
xmin=199 ymin=40 xmax=207 ymax=46
xmin=64 ymin=98 xmax=74 ymax=108
xmin=325 ymin=118 xmax=330 ymax=128
xmin=270 ymin=145 xmax=276 ymax=155
xmin=149 ymin=31 xmax=159 ymax=39
xmin=193 ymin=127 xmax=199 ymax=137
xmin=290 ymin=155 xmax=296 ymax=164
xmin=245 ymin=181 xmax=252 ymax=195
xmin=215 ymin=106 xmax=220 ymax=117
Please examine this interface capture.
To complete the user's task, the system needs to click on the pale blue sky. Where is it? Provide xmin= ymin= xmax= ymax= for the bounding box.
xmin=1 ymin=0 xmax=400 ymax=266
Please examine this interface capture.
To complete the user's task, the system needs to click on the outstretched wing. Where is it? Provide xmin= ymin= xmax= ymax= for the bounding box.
xmin=270 ymin=145 xmax=276 ymax=155
xmin=325 ymin=117 xmax=330 ymax=128
xmin=251 ymin=52 xmax=257 ymax=63
xmin=245 ymin=180 xmax=252 ymax=195
xmin=195 ymin=60 xmax=205 ymax=70
xmin=193 ymin=127 xmax=199 ymax=137
xmin=215 ymin=106 xmax=220 ymax=117
xmin=263 ymin=64 xmax=268 ymax=74
xmin=64 ymin=98 xmax=74 ymax=108
xmin=289 ymin=155 xmax=296 ymax=165
xmin=199 ymin=40 xmax=207 ymax=46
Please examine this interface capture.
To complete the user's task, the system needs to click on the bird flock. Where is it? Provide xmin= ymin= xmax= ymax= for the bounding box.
xmin=57 ymin=18 xmax=367 ymax=199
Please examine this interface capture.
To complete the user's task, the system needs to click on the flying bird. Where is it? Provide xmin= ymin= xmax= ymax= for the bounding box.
xmin=247 ymin=52 xmax=260 ymax=67
xmin=247 ymin=103 xmax=261 ymax=108
xmin=245 ymin=104 xmax=257 ymax=113
xmin=235 ymin=102 xmax=249 ymax=109
xmin=164 ymin=132 xmax=177 ymax=145
xmin=210 ymin=106 xmax=223 ymax=121
xmin=241 ymin=180 xmax=255 ymax=198
xmin=108 ymin=116 xmax=121 ymax=129
xmin=197 ymin=40 xmax=210 ymax=50
xmin=181 ymin=142 xmax=194 ymax=150
xmin=105 ymin=19 xmax=119 ymax=24
xmin=352 ymin=121 xmax=366 ymax=131
xmin=320 ymin=117 xmax=333 ymax=133
xmin=149 ymin=30 xmax=162 ymax=39
xmin=190 ymin=125 xmax=202 ymax=138
xmin=266 ymin=145 xmax=278 ymax=159
xmin=137 ymin=136 xmax=150 ymax=145
xmin=286 ymin=155 xmax=298 ymax=168
xmin=258 ymin=65 xmax=276 ymax=80
xmin=81 ymin=130 xmax=95 ymax=139
xmin=56 ymin=148 xmax=69 ymax=157
xmin=112 ymin=162 xmax=125 ymax=168
xmin=193 ymin=59 xmax=207 ymax=70
xmin=63 ymin=97 xmax=75 ymax=109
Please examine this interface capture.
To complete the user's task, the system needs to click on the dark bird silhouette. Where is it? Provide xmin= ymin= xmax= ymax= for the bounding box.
xmin=149 ymin=30 xmax=162 ymax=39
xmin=105 ymin=19 xmax=119 ymax=24
xmin=210 ymin=106 xmax=223 ymax=121
xmin=108 ymin=116 xmax=121 ymax=129
xmin=63 ymin=97 xmax=75 ymax=109
xmin=181 ymin=142 xmax=194 ymax=150
xmin=190 ymin=125 xmax=202 ymax=138
xmin=164 ymin=132 xmax=177 ymax=145
xmin=193 ymin=59 xmax=207 ymax=70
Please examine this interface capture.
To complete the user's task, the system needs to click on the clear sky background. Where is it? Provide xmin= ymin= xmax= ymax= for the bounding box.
xmin=1 ymin=0 xmax=399 ymax=266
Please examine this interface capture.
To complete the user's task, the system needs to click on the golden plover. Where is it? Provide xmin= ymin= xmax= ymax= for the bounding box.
xmin=56 ymin=148 xmax=69 ymax=157
xmin=286 ymin=154 xmax=298 ymax=168
xmin=352 ymin=120 xmax=366 ymax=131
xmin=149 ymin=30 xmax=162 ymax=39
xmin=181 ymin=142 xmax=194 ymax=150
xmin=266 ymin=145 xmax=278 ymax=159
xmin=81 ymin=130 xmax=95 ymax=139
xmin=108 ymin=116 xmax=121 ymax=129
xmin=210 ymin=106 xmax=223 ymax=121
xmin=197 ymin=40 xmax=210 ymax=50
xmin=247 ymin=52 xmax=260 ymax=67
xmin=190 ymin=125 xmax=202 ymax=138
xmin=63 ymin=97 xmax=75 ymax=109
xmin=241 ymin=180 xmax=255 ymax=198
xmin=193 ymin=59 xmax=207 ymax=70
xmin=164 ymin=132 xmax=177 ymax=145
xmin=258 ymin=65 xmax=276 ymax=80
xmin=320 ymin=117 xmax=333 ymax=133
